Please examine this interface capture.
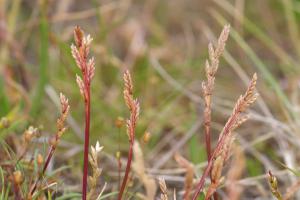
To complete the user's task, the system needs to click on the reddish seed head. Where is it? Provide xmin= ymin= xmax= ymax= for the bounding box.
xmin=74 ymin=26 xmax=83 ymax=47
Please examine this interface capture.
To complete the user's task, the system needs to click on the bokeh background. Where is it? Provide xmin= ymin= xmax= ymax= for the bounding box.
xmin=2 ymin=0 xmax=300 ymax=199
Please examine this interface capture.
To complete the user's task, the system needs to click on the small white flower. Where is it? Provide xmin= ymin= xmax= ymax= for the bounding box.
xmin=95 ymin=141 xmax=103 ymax=152
xmin=27 ymin=126 xmax=38 ymax=135
xmin=91 ymin=141 xmax=103 ymax=156
xmin=83 ymin=35 xmax=93 ymax=46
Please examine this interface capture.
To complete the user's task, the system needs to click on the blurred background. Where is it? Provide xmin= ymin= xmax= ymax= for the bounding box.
xmin=2 ymin=0 xmax=300 ymax=199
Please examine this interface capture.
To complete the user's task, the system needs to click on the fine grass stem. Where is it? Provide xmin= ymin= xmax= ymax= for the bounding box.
xmin=71 ymin=26 xmax=95 ymax=200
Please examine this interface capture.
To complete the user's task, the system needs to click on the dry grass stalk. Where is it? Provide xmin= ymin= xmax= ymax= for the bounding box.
xmin=71 ymin=26 xmax=95 ymax=200
xmin=87 ymin=141 xmax=104 ymax=200
xmin=226 ymin=145 xmax=245 ymax=200
xmin=118 ymin=70 xmax=140 ymax=200
xmin=202 ymin=24 xmax=230 ymax=160
xmin=205 ymin=158 xmax=225 ymax=200
xmin=174 ymin=153 xmax=194 ymax=200
xmin=268 ymin=171 xmax=283 ymax=200
xmin=173 ymin=189 xmax=177 ymax=200
xmin=132 ymin=141 xmax=157 ymax=200
xmin=29 ymin=93 xmax=70 ymax=196
xmin=216 ymin=73 xmax=258 ymax=155
xmin=192 ymin=73 xmax=258 ymax=200
xmin=159 ymin=177 xmax=168 ymax=200
xmin=202 ymin=24 xmax=230 ymax=200
xmin=115 ymin=116 xmax=124 ymax=189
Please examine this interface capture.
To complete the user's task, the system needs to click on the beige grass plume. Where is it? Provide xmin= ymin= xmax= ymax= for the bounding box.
xmin=159 ymin=178 xmax=168 ymax=200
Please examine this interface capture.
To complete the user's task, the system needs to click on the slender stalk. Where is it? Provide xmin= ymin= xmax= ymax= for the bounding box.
xmin=192 ymin=106 xmax=239 ymax=200
xmin=192 ymin=74 xmax=258 ymax=199
xmin=118 ymin=139 xmax=133 ymax=200
xmin=192 ymin=156 xmax=214 ymax=200
xmin=118 ymin=70 xmax=140 ymax=200
xmin=118 ymin=127 xmax=122 ymax=190
xmin=201 ymin=25 xmax=231 ymax=200
xmin=213 ymin=189 xmax=219 ymax=200
xmin=71 ymin=26 xmax=95 ymax=200
xmin=82 ymin=89 xmax=90 ymax=200
xmin=30 ymin=94 xmax=69 ymax=196
xmin=30 ymin=145 xmax=55 ymax=195
xmin=203 ymin=96 xmax=212 ymax=160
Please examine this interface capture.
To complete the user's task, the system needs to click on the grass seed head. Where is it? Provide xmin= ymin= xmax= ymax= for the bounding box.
xmin=268 ymin=171 xmax=283 ymax=200
xmin=159 ymin=177 xmax=168 ymax=200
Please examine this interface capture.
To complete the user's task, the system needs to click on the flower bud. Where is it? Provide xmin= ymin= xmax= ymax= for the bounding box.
xmin=24 ymin=126 xmax=38 ymax=143
xmin=115 ymin=117 xmax=124 ymax=128
xmin=142 ymin=131 xmax=151 ymax=144
xmin=116 ymin=151 xmax=121 ymax=159
xmin=0 ymin=117 xmax=10 ymax=128
xmin=13 ymin=170 xmax=23 ymax=185
xmin=37 ymin=153 xmax=44 ymax=166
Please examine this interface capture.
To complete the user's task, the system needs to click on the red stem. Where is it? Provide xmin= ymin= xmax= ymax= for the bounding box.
xmin=213 ymin=192 xmax=219 ymax=200
xmin=192 ymin=113 xmax=238 ymax=200
xmin=118 ymin=139 xmax=133 ymax=200
xmin=118 ymin=128 xmax=121 ymax=190
xmin=204 ymin=98 xmax=217 ymax=200
xmin=204 ymin=124 xmax=211 ymax=161
xmin=82 ymin=87 xmax=90 ymax=200
xmin=206 ymin=129 xmax=219 ymax=200
xmin=191 ymin=155 xmax=214 ymax=200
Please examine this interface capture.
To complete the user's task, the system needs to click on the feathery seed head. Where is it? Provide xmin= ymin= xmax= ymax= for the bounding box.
xmin=211 ymin=155 xmax=224 ymax=182
xmin=122 ymin=70 xmax=140 ymax=144
xmin=83 ymin=34 xmax=93 ymax=47
xmin=215 ymin=24 xmax=230 ymax=58
xmin=87 ymin=57 xmax=95 ymax=81
xmin=59 ymin=93 xmax=69 ymax=114
xmin=76 ymin=74 xmax=85 ymax=98
xmin=91 ymin=141 xmax=103 ymax=156
xmin=123 ymin=70 xmax=133 ymax=95
xmin=71 ymin=44 xmax=83 ymax=71
xmin=208 ymin=43 xmax=215 ymax=62
xmin=159 ymin=178 xmax=168 ymax=200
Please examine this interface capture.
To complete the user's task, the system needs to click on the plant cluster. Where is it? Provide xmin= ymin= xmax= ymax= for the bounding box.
xmin=2 ymin=22 xmax=300 ymax=200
